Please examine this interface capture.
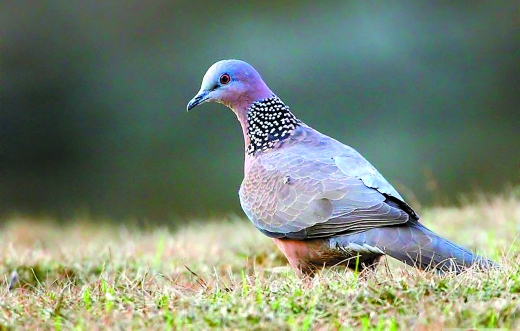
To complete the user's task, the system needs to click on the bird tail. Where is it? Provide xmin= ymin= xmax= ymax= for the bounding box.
xmin=333 ymin=222 xmax=496 ymax=273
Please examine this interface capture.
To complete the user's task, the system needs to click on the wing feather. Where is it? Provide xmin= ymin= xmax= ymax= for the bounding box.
xmin=239 ymin=127 xmax=418 ymax=239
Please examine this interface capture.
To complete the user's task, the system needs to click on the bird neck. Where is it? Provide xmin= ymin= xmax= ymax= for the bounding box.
xmin=242 ymin=96 xmax=302 ymax=155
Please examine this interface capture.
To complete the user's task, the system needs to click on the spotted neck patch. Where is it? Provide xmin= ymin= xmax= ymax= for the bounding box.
xmin=246 ymin=96 xmax=301 ymax=155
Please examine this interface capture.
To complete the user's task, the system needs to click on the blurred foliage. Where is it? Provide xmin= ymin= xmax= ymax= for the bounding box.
xmin=1 ymin=1 xmax=518 ymax=221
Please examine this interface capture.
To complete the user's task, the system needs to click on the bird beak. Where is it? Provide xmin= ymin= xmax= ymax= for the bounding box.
xmin=187 ymin=90 xmax=209 ymax=111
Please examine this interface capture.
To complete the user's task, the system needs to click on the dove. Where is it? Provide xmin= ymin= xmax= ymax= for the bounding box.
xmin=187 ymin=59 xmax=495 ymax=276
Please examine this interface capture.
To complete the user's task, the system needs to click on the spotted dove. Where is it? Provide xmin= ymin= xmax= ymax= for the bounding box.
xmin=187 ymin=59 xmax=495 ymax=276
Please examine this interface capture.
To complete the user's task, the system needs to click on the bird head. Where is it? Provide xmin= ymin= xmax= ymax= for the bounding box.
xmin=187 ymin=60 xmax=273 ymax=113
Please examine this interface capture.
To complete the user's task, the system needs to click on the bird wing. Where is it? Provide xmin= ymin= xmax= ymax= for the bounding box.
xmin=239 ymin=129 xmax=417 ymax=239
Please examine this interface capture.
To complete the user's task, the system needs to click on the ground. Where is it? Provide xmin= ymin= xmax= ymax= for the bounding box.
xmin=0 ymin=192 xmax=519 ymax=330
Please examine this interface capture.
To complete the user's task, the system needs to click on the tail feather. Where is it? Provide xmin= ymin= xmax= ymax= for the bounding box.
xmin=332 ymin=222 xmax=496 ymax=273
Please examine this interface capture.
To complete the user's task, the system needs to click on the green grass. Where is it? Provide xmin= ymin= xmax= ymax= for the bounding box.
xmin=0 ymin=192 xmax=519 ymax=330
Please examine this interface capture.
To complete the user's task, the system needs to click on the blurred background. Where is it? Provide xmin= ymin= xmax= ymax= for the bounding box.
xmin=1 ymin=1 xmax=518 ymax=222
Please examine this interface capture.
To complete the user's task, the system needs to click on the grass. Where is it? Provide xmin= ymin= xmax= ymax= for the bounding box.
xmin=0 ymin=192 xmax=519 ymax=330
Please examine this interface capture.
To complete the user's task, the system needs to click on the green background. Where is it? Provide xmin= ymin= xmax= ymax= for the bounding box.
xmin=2 ymin=1 xmax=518 ymax=221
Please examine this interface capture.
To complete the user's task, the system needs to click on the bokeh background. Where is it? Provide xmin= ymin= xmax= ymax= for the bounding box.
xmin=2 ymin=1 xmax=519 ymax=222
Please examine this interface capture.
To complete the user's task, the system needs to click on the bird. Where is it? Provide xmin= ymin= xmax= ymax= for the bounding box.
xmin=187 ymin=59 xmax=496 ymax=276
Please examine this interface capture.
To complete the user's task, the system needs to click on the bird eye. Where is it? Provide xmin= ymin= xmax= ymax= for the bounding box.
xmin=219 ymin=73 xmax=231 ymax=85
